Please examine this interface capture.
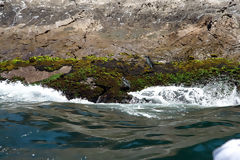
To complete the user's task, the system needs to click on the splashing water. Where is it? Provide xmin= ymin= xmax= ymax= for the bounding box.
xmin=1 ymin=80 xmax=239 ymax=107
xmin=0 ymin=81 xmax=240 ymax=159
xmin=0 ymin=81 xmax=91 ymax=104
xmin=129 ymin=82 xmax=240 ymax=107
xmin=0 ymin=80 xmax=239 ymax=118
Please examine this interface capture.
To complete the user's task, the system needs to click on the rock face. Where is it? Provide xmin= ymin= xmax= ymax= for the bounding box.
xmin=0 ymin=0 xmax=239 ymax=62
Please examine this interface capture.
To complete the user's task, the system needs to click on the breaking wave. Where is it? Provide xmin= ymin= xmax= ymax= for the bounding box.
xmin=128 ymin=82 xmax=240 ymax=107
xmin=0 ymin=81 xmax=91 ymax=104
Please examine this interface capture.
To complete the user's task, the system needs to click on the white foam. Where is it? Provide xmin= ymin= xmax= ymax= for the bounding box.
xmin=0 ymin=80 xmax=239 ymax=119
xmin=0 ymin=81 xmax=91 ymax=104
xmin=213 ymin=139 xmax=240 ymax=160
xmin=129 ymin=82 xmax=240 ymax=107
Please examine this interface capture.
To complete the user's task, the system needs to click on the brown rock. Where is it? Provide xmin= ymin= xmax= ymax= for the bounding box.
xmin=0 ymin=0 xmax=239 ymax=62
xmin=0 ymin=66 xmax=72 ymax=83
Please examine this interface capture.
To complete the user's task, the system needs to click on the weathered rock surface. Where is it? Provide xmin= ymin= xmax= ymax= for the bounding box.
xmin=0 ymin=0 xmax=239 ymax=61
xmin=0 ymin=0 xmax=240 ymax=102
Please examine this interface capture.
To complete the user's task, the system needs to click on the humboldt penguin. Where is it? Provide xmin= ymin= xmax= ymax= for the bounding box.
xmin=121 ymin=77 xmax=131 ymax=90
xmin=145 ymin=56 xmax=154 ymax=68
xmin=207 ymin=21 xmax=213 ymax=31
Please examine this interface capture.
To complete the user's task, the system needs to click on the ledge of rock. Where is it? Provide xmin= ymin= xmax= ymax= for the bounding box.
xmin=0 ymin=65 xmax=72 ymax=83
xmin=0 ymin=56 xmax=239 ymax=103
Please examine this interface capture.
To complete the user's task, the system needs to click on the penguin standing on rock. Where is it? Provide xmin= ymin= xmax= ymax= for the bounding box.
xmin=207 ymin=20 xmax=213 ymax=31
xmin=121 ymin=77 xmax=131 ymax=90
xmin=145 ymin=56 xmax=154 ymax=69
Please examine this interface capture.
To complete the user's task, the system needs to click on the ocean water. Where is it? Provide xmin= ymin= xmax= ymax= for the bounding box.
xmin=0 ymin=81 xmax=240 ymax=160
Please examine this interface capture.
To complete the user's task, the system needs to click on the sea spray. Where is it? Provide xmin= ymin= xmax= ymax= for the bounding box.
xmin=0 ymin=80 xmax=240 ymax=118
xmin=1 ymin=80 xmax=239 ymax=106
xmin=128 ymin=82 xmax=240 ymax=107
xmin=0 ymin=81 xmax=91 ymax=104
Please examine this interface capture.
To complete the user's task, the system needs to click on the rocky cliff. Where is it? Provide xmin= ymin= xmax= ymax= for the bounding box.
xmin=0 ymin=0 xmax=239 ymax=62
xmin=0 ymin=0 xmax=240 ymax=102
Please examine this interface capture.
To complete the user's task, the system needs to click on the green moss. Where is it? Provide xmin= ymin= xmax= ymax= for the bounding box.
xmin=119 ymin=52 xmax=129 ymax=56
xmin=174 ymin=58 xmax=238 ymax=72
xmin=119 ymin=52 xmax=140 ymax=59
xmin=128 ymin=58 xmax=239 ymax=92
xmin=0 ymin=56 xmax=74 ymax=73
xmin=41 ymin=73 xmax=62 ymax=83
xmin=0 ymin=56 xmax=239 ymax=102
xmin=83 ymin=55 xmax=113 ymax=62
xmin=30 ymin=56 xmax=76 ymax=72
xmin=29 ymin=56 xmax=61 ymax=63
xmin=0 ymin=58 xmax=29 ymax=72
xmin=9 ymin=76 xmax=26 ymax=82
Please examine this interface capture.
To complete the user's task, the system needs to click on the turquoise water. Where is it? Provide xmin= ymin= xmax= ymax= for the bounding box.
xmin=1 ymin=102 xmax=240 ymax=160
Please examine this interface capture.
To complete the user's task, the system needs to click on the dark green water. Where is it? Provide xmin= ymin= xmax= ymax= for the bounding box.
xmin=1 ymin=102 xmax=240 ymax=160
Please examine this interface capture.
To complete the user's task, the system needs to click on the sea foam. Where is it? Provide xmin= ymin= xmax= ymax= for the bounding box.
xmin=129 ymin=82 xmax=240 ymax=107
xmin=0 ymin=81 xmax=91 ymax=104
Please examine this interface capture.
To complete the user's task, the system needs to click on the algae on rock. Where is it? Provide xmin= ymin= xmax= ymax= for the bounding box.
xmin=0 ymin=56 xmax=239 ymax=103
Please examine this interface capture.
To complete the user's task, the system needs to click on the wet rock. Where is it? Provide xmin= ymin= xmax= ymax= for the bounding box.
xmin=0 ymin=56 xmax=239 ymax=103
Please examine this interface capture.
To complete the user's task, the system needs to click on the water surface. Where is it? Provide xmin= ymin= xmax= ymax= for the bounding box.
xmin=0 ymin=81 xmax=240 ymax=160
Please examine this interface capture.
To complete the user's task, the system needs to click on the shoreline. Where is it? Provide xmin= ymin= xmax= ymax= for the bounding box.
xmin=0 ymin=56 xmax=239 ymax=103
